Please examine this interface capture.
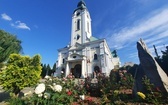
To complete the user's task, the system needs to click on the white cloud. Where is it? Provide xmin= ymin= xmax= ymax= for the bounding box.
xmin=107 ymin=7 xmax=168 ymax=50
xmin=145 ymin=30 xmax=168 ymax=45
xmin=11 ymin=21 xmax=31 ymax=30
xmin=100 ymin=7 xmax=168 ymax=63
xmin=1 ymin=13 xmax=30 ymax=30
xmin=1 ymin=13 xmax=12 ymax=21
xmin=128 ymin=52 xmax=138 ymax=59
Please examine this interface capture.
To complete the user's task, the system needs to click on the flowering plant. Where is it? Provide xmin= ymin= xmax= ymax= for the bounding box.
xmin=137 ymin=92 xmax=146 ymax=99
xmin=22 ymin=76 xmax=86 ymax=105
xmin=74 ymin=79 xmax=86 ymax=95
xmin=34 ymin=83 xmax=45 ymax=95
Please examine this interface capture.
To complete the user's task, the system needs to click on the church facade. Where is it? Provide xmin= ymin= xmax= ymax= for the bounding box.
xmin=56 ymin=1 xmax=120 ymax=78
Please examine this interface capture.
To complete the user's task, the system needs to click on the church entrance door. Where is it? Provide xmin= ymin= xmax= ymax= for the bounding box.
xmin=73 ymin=64 xmax=81 ymax=78
xmin=93 ymin=66 xmax=100 ymax=78
xmin=94 ymin=66 xmax=100 ymax=73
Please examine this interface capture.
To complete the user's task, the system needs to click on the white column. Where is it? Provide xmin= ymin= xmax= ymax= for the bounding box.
xmin=71 ymin=16 xmax=75 ymax=46
xmin=81 ymin=59 xmax=86 ymax=78
xmin=65 ymin=62 xmax=70 ymax=77
xmin=84 ymin=58 xmax=86 ymax=78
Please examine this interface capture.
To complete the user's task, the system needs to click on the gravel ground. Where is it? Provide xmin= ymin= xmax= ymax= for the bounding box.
xmin=0 ymin=79 xmax=45 ymax=105
xmin=0 ymin=87 xmax=9 ymax=105
xmin=0 ymin=86 xmax=35 ymax=105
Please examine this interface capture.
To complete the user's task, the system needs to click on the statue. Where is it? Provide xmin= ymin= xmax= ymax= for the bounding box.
xmin=112 ymin=50 xmax=118 ymax=57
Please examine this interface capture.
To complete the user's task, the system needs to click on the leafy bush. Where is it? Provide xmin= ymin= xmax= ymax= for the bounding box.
xmin=7 ymin=97 xmax=25 ymax=105
xmin=99 ymin=69 xmax=134 ymax=104
xmin=142 ymin=76 xmax=165 ymax=104
xmin=0 ymin=54 xmax=42 ymax=97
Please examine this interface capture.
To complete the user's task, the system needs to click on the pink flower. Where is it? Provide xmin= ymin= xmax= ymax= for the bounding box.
xmin=123 ymin=70 xmax=127 ymax=73
xmin=119 ymin=73 xmax=124 ymax=77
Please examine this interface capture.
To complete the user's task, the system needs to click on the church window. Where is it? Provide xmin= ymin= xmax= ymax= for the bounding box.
xmin=77 ymin=12 xmax=80 ymax=16
xmin=77 ymin=35 xmax=80 ymax=40
xmin=73 ymin=56 xmax=76 ymax=58
xmin=87 ymin=22 xmax=89 ymax=32
xmin=94 ymin=54 xmax=98 ymax=60
xmin=62 ymin=59 xmax=65 ymax=64
xmin=77 ymin=19 xmax=80 ymax=30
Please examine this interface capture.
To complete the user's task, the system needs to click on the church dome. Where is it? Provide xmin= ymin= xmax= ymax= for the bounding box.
xmin=73 ymin=0 xmax=87 ymax=13
xmin=77 ymin=0 xmax=86 ymax=7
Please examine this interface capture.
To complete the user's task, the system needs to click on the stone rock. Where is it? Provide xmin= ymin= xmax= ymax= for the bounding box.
xmin=135 ymin=39 xmax=168 ymax=92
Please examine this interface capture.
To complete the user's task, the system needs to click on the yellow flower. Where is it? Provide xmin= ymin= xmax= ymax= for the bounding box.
xmin=114 ymin=90 xmax=119 ymax=94
xmin=137 ymin=92 xmax=146 ymax=99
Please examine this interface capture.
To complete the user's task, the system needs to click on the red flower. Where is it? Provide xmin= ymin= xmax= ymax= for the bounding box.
xmin=86 ymin=97 xmax=93 ymax=102
xmin=67 ymin=91 xmax=72 ymax=96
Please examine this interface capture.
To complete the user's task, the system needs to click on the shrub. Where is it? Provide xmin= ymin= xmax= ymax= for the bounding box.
xmin=0 ymin=54 xmax=42 ymax=97
xmin=99 ymin=69 xmax=134 ymax=104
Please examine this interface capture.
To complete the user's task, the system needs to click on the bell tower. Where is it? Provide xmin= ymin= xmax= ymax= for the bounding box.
xmin=70 ymin=0 xmax=92 ymax=46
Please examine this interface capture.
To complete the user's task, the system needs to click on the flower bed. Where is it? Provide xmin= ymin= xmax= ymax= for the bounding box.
xmin=21 ymin=76 xmax=86 ymax=105
xmin=4 ymin=72 xmax=168 ymax=105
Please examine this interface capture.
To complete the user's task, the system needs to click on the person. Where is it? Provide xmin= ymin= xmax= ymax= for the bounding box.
xmin=93 ymin=71 xmax=96 ymax=78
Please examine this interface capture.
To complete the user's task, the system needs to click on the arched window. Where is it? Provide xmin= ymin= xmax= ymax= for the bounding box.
xmin=94 ymin=54 xmax=98 ymax=60
xmin=76 ymin=12 xmax=80 ymax=16
xmin=77 ymin=35 xmax=80 ymax=40
xmin=87 ymin=22 xmax=89 ymax=32
xmin=77 ymin=19 xmax=80 ymax=30
xmin=62 ymin=59 xmax=65 ymax=64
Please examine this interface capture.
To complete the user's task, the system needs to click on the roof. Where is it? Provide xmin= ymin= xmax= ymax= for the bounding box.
xmin=77 ymin=0 xmax=86 ymax=8
xmin=90 ymin=36 xmax=98 ymax=41
xmin=73 ymin=0 xmax=87 ymax=13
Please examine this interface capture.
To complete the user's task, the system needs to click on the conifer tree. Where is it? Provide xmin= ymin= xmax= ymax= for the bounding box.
xmin=41 ymin=64 xmax=47 ymax=78
xmin=52 ymin=63 xmax=56 ymax=73
xmin=0 ymin=30 xmax=22 ymax=63
xmin=0 ymin=30 xmax=22 ymax=70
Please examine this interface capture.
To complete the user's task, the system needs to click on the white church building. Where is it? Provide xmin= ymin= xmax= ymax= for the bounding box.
xmin=56 ymin=0 xmax=120 ymax=78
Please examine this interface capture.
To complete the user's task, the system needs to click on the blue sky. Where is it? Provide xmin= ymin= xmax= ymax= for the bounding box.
xmin=0 ymin=0 xmax=168 ymax=66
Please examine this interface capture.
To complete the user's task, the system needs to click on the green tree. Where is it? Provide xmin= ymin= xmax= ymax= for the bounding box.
xmin=160 ymin=46 xmax=168 ymax=75
xmin=52 ymin=63 xmax=56 ymax=72
xmin=154 ymin=46 xmax=168 ymax=76
xmin=47 ymin=64 xmax=52 ymax=76
xmin=51 ymin=63 xmax=56 ymax=75
xmin=41 ymin=63 xmax=47 ymax=78
xmin=0 ymin=30 xmax=22 ymax=64
xmin=0 ymin=54 xmax=42 ymax=97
